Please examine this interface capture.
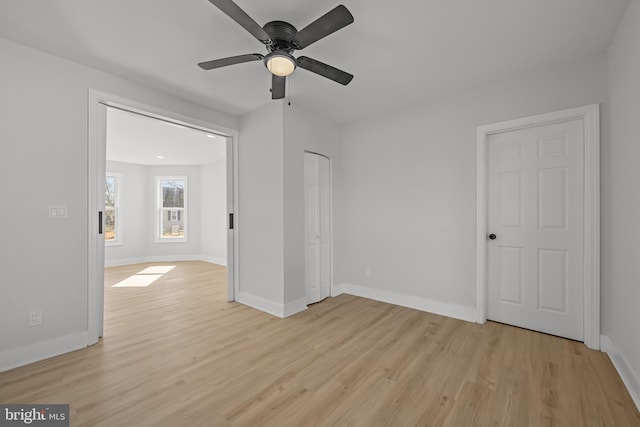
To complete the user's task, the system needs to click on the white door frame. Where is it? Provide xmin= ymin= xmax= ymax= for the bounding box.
xmin=304 ymin=150 xmax=334 ymax=302
xmin=475 ymin=104 xmax=600 ymax=349
xmin=304 ymin=151 xmax=333 ymax=304
xmin=87 ymin=89 xmax=239 ymax=345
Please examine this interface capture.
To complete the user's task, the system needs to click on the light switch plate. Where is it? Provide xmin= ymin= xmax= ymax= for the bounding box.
xmin=48 ymin=205 xmax=68 ymax=219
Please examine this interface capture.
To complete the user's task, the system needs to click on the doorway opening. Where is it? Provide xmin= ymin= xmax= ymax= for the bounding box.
xmin=87 ymin=90 xmax=238 ymax=344
xmin=104 ymin=106 xmax=227 ymax=264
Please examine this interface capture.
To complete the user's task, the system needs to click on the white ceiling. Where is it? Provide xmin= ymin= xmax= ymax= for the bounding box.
xmin=0 ymin=0 xmax=629 ymax=124
xmin=107 ymin=107 xmax=227 ymax=166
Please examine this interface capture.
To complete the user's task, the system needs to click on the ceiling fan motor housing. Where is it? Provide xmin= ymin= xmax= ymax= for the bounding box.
xmin=263 ymin=21 xmax=298 ymax=52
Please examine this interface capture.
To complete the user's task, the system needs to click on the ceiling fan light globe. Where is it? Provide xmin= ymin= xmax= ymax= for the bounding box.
xmin=265 ymin=53 xmax=296 ymax=77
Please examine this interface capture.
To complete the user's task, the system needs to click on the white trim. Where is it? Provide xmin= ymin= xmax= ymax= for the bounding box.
xmin=87 ymin=91 xmax=106 ymax=344
xmin=226 ymin=136 xmax=237 ymax=302
xmin=331 ymin=283 xmax=344 ymax=297
xmin=303 ymin=151 xmax=334 ymax=305
xmin=582 ymin=105 xmax=601 ymax=350
xmin=475 ymin=123 xmax=488 ymax=325
xmin=88 ymin=89 xmax=240 ymax=348
xmin=0 ymin=332 xmax=88 ymax=373
xmin=601 ymin=335 xmax=640 ymax=412
xmin=236 ymin=292 xmax=285 ymax=318
xmin=234 ymin=293 xmax=307 ymax=318
xmin=284 ymin=298 xmax=308 ymax=317
xmin=475 ymin=104 xmax=600 ymax=349
xmin=329 ymin=157 xmax=335 ymax=302
xmin=199 ymin=255 xmax=228 ymax=267
xmin=104 ymin=254 xmax=226 ymax=267
xmin=339 ymin=283 xmax=477 ymax=323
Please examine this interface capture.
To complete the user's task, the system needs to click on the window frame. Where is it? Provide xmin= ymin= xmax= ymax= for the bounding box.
xmin=156 ymin=175 xmax=188 ymax=242
xmin=105 ymin=172 xmax=122 ymax=246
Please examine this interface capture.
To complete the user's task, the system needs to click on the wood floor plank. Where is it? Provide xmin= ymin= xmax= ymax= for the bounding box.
xmin=1 ymin=261 xmax=639 ymax=426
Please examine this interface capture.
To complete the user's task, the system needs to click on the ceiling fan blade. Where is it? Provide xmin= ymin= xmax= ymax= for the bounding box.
xmin=271 ymin=75 xmax=286 ymax=99
xmin=198 ymin=53 xmax=263 ymax=70
xmin=207 ymin=0 xmax=270 ymax=43
xmin=297 ymin=56 xmax=353 ymax=85
xmin=292 ymin=5 xmax=354 ymax=49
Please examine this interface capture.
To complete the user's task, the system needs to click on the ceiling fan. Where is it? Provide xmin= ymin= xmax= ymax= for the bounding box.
xmin=198 ymin=0 xmax=354 ymax=99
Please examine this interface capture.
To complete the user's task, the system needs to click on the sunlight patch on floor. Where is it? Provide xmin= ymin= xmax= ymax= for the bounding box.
xmin=112 ymin=265 xmax=176 ymax=287
xmin=112 ymin=274 xmax=162 ymax=287
xmin=137 ymin=265 xmax=175 ymax=275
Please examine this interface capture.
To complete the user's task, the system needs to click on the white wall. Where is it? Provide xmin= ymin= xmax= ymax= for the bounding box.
xmin=604 ymin=0 xmax=640 ymax=406
xmin=201 ymin=157 xmax=227 ymax=266
xmin=105 ymin=161 xmax=149 ymax=263
xmin=336 ymin=52 xmax=608 ymax=319
xmin=0 ymin=38 xmax=237 ymax=370
xmin=237 ymin=102 xmax=285 ymax=313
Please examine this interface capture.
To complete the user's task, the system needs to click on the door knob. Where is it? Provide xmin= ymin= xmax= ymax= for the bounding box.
xmin=488 ymin=234 xmax=497 ymax=240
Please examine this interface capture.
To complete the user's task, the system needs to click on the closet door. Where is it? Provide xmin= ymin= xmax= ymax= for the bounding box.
xmin=305 ymin=152 xmax=331 ymax=304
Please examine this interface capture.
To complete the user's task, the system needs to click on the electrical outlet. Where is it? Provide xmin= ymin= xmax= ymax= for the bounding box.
xmin=29 ymin=308 xmax=43 ymax=327
xmin=364 ymin=267 xmax=372 ymax=278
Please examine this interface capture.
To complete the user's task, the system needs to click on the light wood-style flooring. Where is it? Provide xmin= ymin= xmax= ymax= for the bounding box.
xmin=1 ymin=261 xmax=639 ymax=426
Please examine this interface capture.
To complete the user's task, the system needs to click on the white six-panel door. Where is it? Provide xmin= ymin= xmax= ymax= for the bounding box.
xmin=305 ymin=152 xmax=331 ymax=304
xmin=487 ymin=119 xmax=584 ymax=340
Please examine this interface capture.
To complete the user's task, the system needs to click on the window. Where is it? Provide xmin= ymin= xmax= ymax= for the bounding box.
xmin=168 ymin=210 xmax=180 ymax=222
xmin=105 ymin=173 xmax=122 ymax=245
xmin=157 ymin=176 xmax=187 ymax=241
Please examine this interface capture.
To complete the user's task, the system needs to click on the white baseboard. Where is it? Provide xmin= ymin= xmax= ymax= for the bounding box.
xmin=105 ymin=254 xmax=227 ymax=267
xmin=601 ymin=335 xmax=640 ymax=412
xmin=283 ymin=297 xmax=307 ymax=318
xmin=236 ymin=292 xmax=285 ymax=318
xmin=236 ymin=293 xmax=308 ymax=319
xmin=0 ymin=331 xmax=89 ymax=373
xmin=338 ymin=282 xmax=477 ymax=323
xmin=331 ymin=283 xmax=344 ymax=297
xmin=105 ymin=256 xmax=147 ymax=267
xmin=199 ymin=255 xmax=227 ymax=267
